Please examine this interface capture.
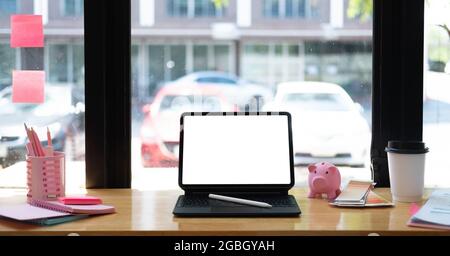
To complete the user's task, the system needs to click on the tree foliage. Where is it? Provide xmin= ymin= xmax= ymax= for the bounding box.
xmin=347 ymin=0 xmax=372 ymax=22
xmin=426 ymin=0 xmax=450 ymax=39
xmin=211 ymin=0 xmax=229 ymax=9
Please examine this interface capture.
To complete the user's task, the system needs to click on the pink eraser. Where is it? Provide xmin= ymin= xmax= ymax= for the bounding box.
xmin=58 ymin=196 xmax=102 ymax=205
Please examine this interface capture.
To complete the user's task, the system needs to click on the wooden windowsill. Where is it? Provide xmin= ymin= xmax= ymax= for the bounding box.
xmin=0 ymin=188 xmax=448 ymax=236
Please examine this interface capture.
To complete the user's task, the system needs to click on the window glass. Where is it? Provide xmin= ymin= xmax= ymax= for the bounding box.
xmin=0 ymin=1 xmax=85 ymax=193
xmin=168 ymin=0 xmax=225 ymax=17
xmin=132 ymin=0 xmax=372 ymax=190
xmin=48 ymin=44 xmax=68 ymax=83
xmin=242 ymin=44 xmax=270 ymax=84
xmin=213 ymin=45 xmax=230 ymax=73
xmin=72 ymin=44 xmax=84 ymax=84
xmin=194 ymin=0 xmax=216 ymax=17
xmin=168 ymin=0 xmax=188 ymax=16
xmin=196 ymin=76 xmax=236 ymax=84
xmin=0 ymin=44 xmax=15 ymax=89
xmin=0 ymin=0 xmax=16 ymax=15
xmin=160 ymin=95 xmax=223 ymax=111
xmin=264 ymin=0 xmax=319 ymax=18
xmin=63 ymin=0 xmax=83 ymax=16
xmin=282 ymin=93 xmax=353 ymax=111
xmin=423 ymin=0 xmax=450 ymax=187
xmin=169 ymin=45 xmax=187 ymax=80
xmin=264 ymin=0 xmax=279 ymax=17
xmin=193 ymin=45 xmax=208 ymax=71
xmin=148 ymin=45 xmax=165 ymax=94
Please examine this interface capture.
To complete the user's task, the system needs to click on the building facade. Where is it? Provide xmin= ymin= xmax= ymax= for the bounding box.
xmin=0 ymin=0 xmax=372 ymax=106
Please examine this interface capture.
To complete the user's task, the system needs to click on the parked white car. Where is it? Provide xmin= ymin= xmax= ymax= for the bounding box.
xmin=264 ymin=81 xmax=370 ymax=167
xmin=165 ymin=71 xmax=273 ymax=111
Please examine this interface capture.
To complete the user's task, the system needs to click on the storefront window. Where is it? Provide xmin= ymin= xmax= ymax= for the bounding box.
xmin=131 ymin=0 xmax=373 ymax=190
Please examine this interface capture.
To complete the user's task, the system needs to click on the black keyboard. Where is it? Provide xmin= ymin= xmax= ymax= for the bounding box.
xmin=179 ymin=195 xmax=297 ymax=208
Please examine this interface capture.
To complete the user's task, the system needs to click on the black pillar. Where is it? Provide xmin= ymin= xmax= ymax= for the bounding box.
xmin=84 ymin=0 xmax=131 ymax=188
xmin=371 ymin=0 xmax=424 ymax=187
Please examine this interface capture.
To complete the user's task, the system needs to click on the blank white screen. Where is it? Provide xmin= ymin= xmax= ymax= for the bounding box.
xmin=182 ymin=115 xmax=292 ymax=185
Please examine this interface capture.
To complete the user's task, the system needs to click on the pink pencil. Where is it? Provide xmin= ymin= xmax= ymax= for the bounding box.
xmin=46 ymin=127 xmax=54 ymax=156
xmin=31 ymin=127 xmax=45 ymax=156
xmin=24 ymin=123 xmax=37 ymax=156
xmin=47 ymin=127 xmax=52 ymax=147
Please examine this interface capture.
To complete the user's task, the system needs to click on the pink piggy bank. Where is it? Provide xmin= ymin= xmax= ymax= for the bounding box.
xmin=308 ymin=162 xmax=341 ymax=200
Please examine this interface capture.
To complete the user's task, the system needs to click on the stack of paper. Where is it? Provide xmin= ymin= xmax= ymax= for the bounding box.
xmin=408 ymin=189 xmax=450 ymax=230
xmin=330 ymin=180 xmax=393 ymax=207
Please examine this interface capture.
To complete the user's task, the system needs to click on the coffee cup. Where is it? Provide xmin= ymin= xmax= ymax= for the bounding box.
xmin=385 ymin=141 xmax=429 ymax=202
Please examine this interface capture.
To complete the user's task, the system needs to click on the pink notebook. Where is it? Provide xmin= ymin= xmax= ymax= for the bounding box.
xmin=30 ymin=199 xmax=115 ymax=215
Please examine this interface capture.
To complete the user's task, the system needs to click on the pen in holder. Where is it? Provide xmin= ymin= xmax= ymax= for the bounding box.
xmin=26 ymin=150 xmax=65 ymax=203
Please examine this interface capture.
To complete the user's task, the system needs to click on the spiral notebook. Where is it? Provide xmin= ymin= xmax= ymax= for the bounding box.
xmin=0 ymin=204 xmax=70 ymax=221
xmin=0 ymin=204 xmax=89 ymax=226
xmin=29 ymin=215 xmax=89 ymax=226
xmin=30 ymin=199 xmax=116 ymax=214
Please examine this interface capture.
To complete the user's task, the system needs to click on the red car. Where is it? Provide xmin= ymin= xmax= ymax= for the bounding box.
xmin=140 ymin=84 xmax=236 ymax=167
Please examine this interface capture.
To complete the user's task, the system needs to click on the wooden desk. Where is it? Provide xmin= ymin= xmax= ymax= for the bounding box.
xmin=0 ymin=188 xmax=448 ymax=236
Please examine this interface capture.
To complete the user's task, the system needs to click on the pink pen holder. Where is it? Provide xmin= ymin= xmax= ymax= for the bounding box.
xmin=26 ymin=151 xmax=65 ymax=203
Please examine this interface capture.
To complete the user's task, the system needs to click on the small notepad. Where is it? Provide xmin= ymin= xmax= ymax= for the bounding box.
xmin=330 ymin=180 xmax=374 ymax=207
xmin=31 ymin=199 xmax=116 ymax=214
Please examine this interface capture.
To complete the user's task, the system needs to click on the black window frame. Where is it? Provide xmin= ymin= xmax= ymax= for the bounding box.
xmin=84 ymin=0 xmax=131 ymax=188
xmin=371 ymin=0 xmax=424 ymax=187
xmin=84 ymin=0 xmax=424 ymax=188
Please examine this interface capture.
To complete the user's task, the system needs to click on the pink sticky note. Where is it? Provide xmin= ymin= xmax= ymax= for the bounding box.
xmin=10 ymin=15 xmax=44 ymax=48
xmin=12 ymin=70 xmax=45 ymax=103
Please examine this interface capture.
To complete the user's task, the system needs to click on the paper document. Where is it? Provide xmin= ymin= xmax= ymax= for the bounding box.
xmin=408 ymin=189 xmax=450 ymax=229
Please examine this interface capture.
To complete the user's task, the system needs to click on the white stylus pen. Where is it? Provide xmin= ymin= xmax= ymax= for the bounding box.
xmin=208 ymin=194 xmax=272 ymax=208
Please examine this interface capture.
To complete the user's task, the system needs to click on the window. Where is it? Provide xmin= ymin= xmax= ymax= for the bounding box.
xmin=304 ymin=41 xmax=372 ymax=96
xmin=131 ymin=0 xmax=373 ymax=190
xmin=282 ymin=93 xmax=354 ymax=111
xmin=167 ymin=0 xmax=188 ymax=17
xmin=214 ymin=45 xmax=231 ymax=72
xmin=263 ymin=0 xmax=319 ymax=18
xmin=0 ymin=44 xmax=15 ymax=89
xmin=0 ymin=0 xmax=16 ymax=16
xmin=194 ymin=0 xmax=220 ymax=17
xmin=47 ymin=44 xmax=84 ymax=84
xmin=423 ymin=0 xmax=450 ymax=187
xmin=48 ymin=45 xmax=68 ymax=82
xmin=193 ymin=44 xmax=231 ymax=73
xmin=196 ymin=76 xmax=236 ymax=84
xmin=167 ymin=0 xmax=225 ymax=18
xmin=193 ymin=45 xmax=208 ymax=71
xmin=0 ymin=1 xmax=85 ymax=193
xmin=264 ymin=0 xmax=279 ymax=17
xmin=62 ymin=0 xmax=83 ymax=17
xmin=130 ymin=43 xmax=233 ymax=98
